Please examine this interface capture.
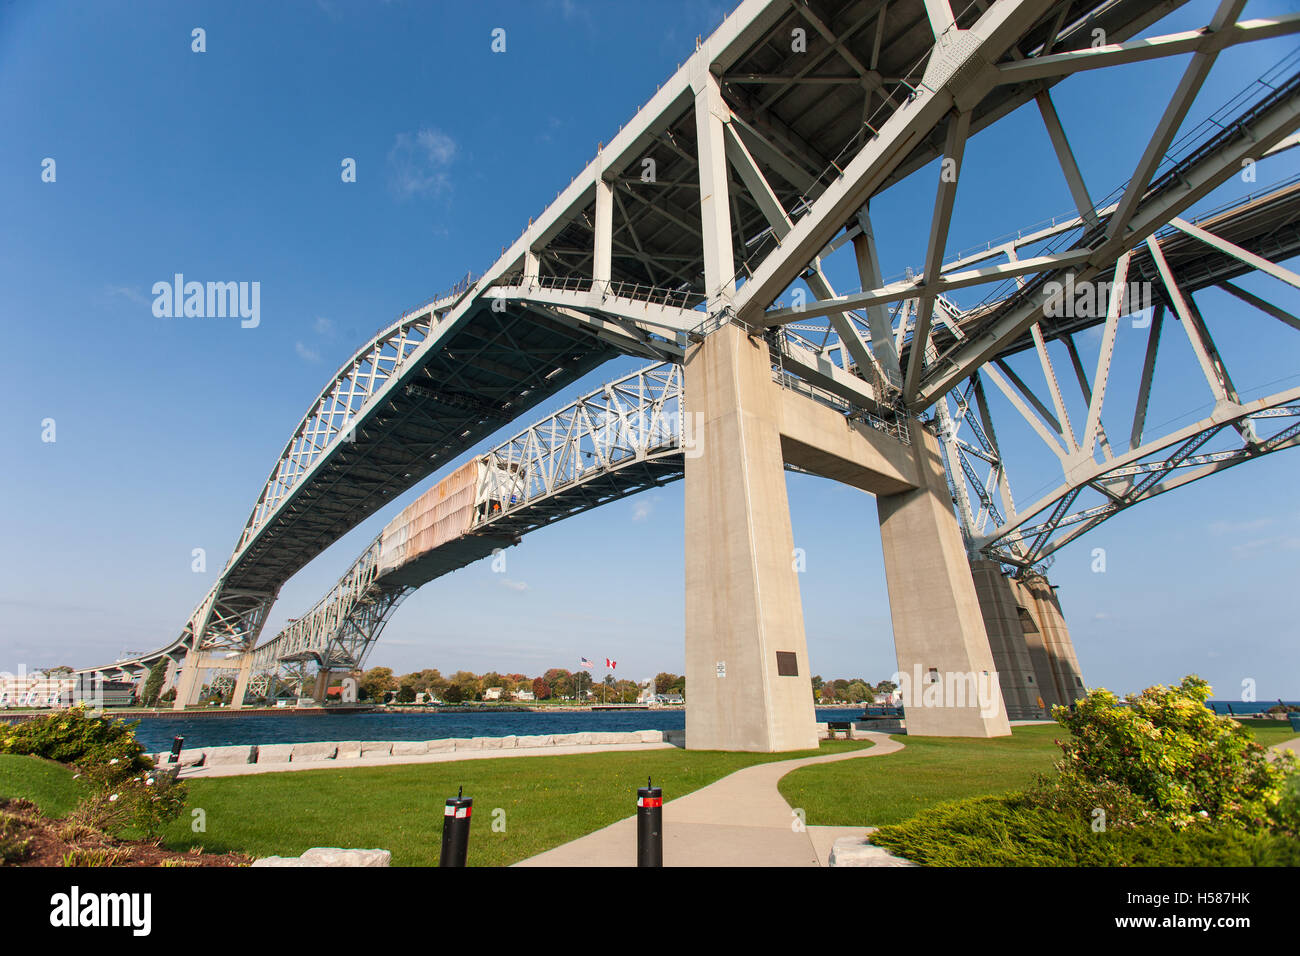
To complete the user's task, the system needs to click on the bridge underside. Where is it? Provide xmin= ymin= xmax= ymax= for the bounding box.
xmin=75 ymin=0 xmax=1300 ymax=750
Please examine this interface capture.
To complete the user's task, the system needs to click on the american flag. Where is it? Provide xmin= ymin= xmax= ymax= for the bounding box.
xmin=579 ymin=658 xmax=594 ymax=670
xmin=606 ymin=658 xmax=617 ymax=670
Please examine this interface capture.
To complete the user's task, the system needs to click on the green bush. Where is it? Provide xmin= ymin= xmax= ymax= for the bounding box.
xmin=869 ymin=793 xmax=1300 ymax=867
xmin=0 ymin=707 xmax=188 ymax=840
xmin=0 ymin=706 xmax=151 ymax=777
xmin=69 ymin=764 xmax=189 ymax=840
xmin=1051 ymin=676 xmax=1296 ymax=831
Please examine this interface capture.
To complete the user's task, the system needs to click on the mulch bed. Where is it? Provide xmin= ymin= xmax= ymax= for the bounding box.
xmin=1 ymin=799 xmax=251 ymax=867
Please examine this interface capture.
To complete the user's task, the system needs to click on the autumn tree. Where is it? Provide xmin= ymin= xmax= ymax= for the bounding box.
xmin=545 ymin=668 xmax=574 ymax=699
xmin=360 ymin=667 xmax=397 ymax=702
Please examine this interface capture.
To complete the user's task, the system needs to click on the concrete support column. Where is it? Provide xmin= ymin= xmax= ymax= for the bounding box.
xmin=311 ymin=669 xmax=333 ymax=705
xmin=229 ymin=653 xmax=253 ymax=711
xmin=1009 ymin=574 xmax=1063 ymax=713
xmin=172 ymin=655 xmax=204 ymax=711
xmin=1018 ymin=572 xmax=1085 ymax=705
xmin=684 ymin=323 xmax=818 ymax=752
xmin=877 ymin=426 xmax=1011 ymax=737
xmin=969 ymin=559 xmax=1043 ymax=719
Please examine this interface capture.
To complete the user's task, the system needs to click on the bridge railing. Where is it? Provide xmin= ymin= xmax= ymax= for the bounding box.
xmin=489 ymin=272 xmax=706 ymax=311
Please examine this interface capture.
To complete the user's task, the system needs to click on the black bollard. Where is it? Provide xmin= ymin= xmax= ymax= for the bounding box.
xmin=440 ymin=786 xmax=472 ymax=867
xmin=637 ymin=776 xmax=663 ymax=867
xmin=169 ymin=736 xmax=184 ymax=764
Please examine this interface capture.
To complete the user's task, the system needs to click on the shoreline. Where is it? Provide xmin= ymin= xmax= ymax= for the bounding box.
xmin=0 ymin=702 xmax=690 ymax=721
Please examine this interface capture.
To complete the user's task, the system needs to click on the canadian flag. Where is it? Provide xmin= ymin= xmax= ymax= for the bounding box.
xmin=605 ymin=658 xmax=617 ymax=670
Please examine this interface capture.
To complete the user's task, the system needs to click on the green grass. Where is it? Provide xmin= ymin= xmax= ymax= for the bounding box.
xmin=161 ymin=740 xmax=871 ymax=867
xmin=778 ymin=722 xmax=1300 ymax=829
xmin=0 ymin=753 xmax=89 ymax=817
xmin=778 ymin=725 xmax=1068 ymax=828
xmin=1244 ymin=724 xmax=1299 ymax=748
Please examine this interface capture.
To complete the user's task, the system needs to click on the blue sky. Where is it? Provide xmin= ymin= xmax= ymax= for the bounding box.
xmin=1 ymin=0 xmax=1297 ymax=700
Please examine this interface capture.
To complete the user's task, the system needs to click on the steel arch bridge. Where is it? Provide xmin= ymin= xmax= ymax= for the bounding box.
xmin=75 ymin=0 xmax=1300 ymax=708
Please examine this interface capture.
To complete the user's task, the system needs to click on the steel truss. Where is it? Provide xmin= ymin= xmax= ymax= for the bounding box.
xmin=78 ymin=0 xmax=1300 ymax=686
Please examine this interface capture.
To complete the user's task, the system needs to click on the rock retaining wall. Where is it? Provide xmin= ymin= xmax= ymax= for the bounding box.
xmin=152 ymin=729 xmax=667 ymax=768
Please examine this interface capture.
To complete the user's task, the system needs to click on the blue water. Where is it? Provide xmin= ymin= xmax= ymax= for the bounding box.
xmin=1205 ymin=700 xmax=1298 ymax=716
xmin=125 ymin=707 xmax=867 ymax=753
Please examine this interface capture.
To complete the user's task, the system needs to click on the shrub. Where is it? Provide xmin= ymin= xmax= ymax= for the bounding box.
xmin=71 ymin=764 xmax=189 ymax=840
xmin=868 ymin=792 xmax=1300 ymax=867
xmin=1051 ymin=675 xmax=1296 ymax=830
xmin=1 ymin=707 xmax=188 ymax=840
xmin=0 ymin=707 xmax=150 ymax=777
xmin=0 ymin=811 xmax=34 ymax=864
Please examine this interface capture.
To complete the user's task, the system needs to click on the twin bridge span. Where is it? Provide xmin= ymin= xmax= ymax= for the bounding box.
xmin=80 ymin=0 xmax=1300 ymax=750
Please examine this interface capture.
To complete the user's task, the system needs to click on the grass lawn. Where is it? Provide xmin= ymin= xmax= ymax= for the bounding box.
xmin=0 ymin=754 xmax=89 ymax=817
xmin=161 ymin=740 xmax=871 ymax=867
xmin=778 ymin=722 xmax=1300 ymax=829
xmin=1243 ymin=724 xmax=1299 ymax=748
xmin=779 ymin=725 xmax=1069 ymax=828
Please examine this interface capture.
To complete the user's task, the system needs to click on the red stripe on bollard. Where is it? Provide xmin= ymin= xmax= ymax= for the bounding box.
xmin=440 ymin=787 xmax=472 ymax=866
xmin=637 ymin=776 xmax=663 ymax=867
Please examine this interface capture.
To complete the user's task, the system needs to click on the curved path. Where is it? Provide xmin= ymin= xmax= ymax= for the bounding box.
xmin=515 ymin=732 xmax=904 ymax=868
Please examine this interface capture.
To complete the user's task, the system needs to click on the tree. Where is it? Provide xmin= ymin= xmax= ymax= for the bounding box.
xmin=401 ymin=669 xmax=442 ymax=694
xmin=546 ymin=668 xmax=574 ymax=699
xmin=141 ymin=662 xmax=167 ymax=707
xmin=532 ymin=677 xmax=551 ymax=700
xmin=845 ymin=680 xmax=871 ymax=703
xmin=442 ymin=684 xmax=464 ymax=704
xmin=654 ymin=672 xmax=681 ymax=695
xmin=397 ymin=684 xmax=417 ymax=704
xmin=447 ymin=671 xmax=479 ymax=702
xmin=810 ymin=674 xmax=824 ymax=703
xmin=360 ymin=667 xmax=397 ymax=703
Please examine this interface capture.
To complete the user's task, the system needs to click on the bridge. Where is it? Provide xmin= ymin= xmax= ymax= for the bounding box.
xmin=78 ymin=0 xmax=1300 ymax=750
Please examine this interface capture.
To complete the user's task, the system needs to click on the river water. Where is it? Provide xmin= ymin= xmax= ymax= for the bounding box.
xmin=127 ymin=707 xmax=868 ymax=753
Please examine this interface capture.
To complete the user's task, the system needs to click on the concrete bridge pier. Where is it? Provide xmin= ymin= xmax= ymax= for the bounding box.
xmin=172 ymin=654 xmax=205 ymax=710
xmin=311 ymin=668 xmax=335 ymax=704
xmin=970 ymin=559 xmax=1086 ymax=718
xmin=876 ymin=432 xmax=1011 ymax=738
xmin=683 ymin=323 xmax=1011 ymax=750
xmin=683 ymin=323 xmax=819 ymax=752
xmin=228 ymin=653 xmax=253 ymax=711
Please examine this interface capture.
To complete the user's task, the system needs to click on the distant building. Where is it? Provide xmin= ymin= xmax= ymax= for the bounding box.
xmin=656 ymin=694 xmax=684 ymax=705
xmin=513 ymin=689 xmax=535 ymax=701
xmin=0 ymin=673 xmax=135 ymax=709
xmin=483 ymin=687 xmax=503 ymax=701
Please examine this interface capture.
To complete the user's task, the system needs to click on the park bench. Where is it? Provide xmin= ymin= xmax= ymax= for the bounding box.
xmin=826 ymin=720 xmax=854 ymax=739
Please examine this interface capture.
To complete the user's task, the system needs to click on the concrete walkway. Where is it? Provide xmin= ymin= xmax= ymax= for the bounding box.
xmin=515 ymin=732 xmax=903 ymax=867
xmin=1269 ymin=736 xmax=1300 ymax=760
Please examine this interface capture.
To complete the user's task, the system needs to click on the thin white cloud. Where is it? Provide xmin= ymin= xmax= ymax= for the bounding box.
xmin=107 ymin=285 xmax=148 ymax=305
xmin=313 ymin=316 xmax=334 ymax=336
xmin=501 ymin=579 xmax=529 ymax=592
xmin=1230 ymin=536 xmax=1300 ymax=559
xmin=1208 ymin=517 xmax=1275 ymax=535
xmin=295 ymin=341 xmax=320 ymax=362
xmin=387 ymin=127 xmax=458 ymax=199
